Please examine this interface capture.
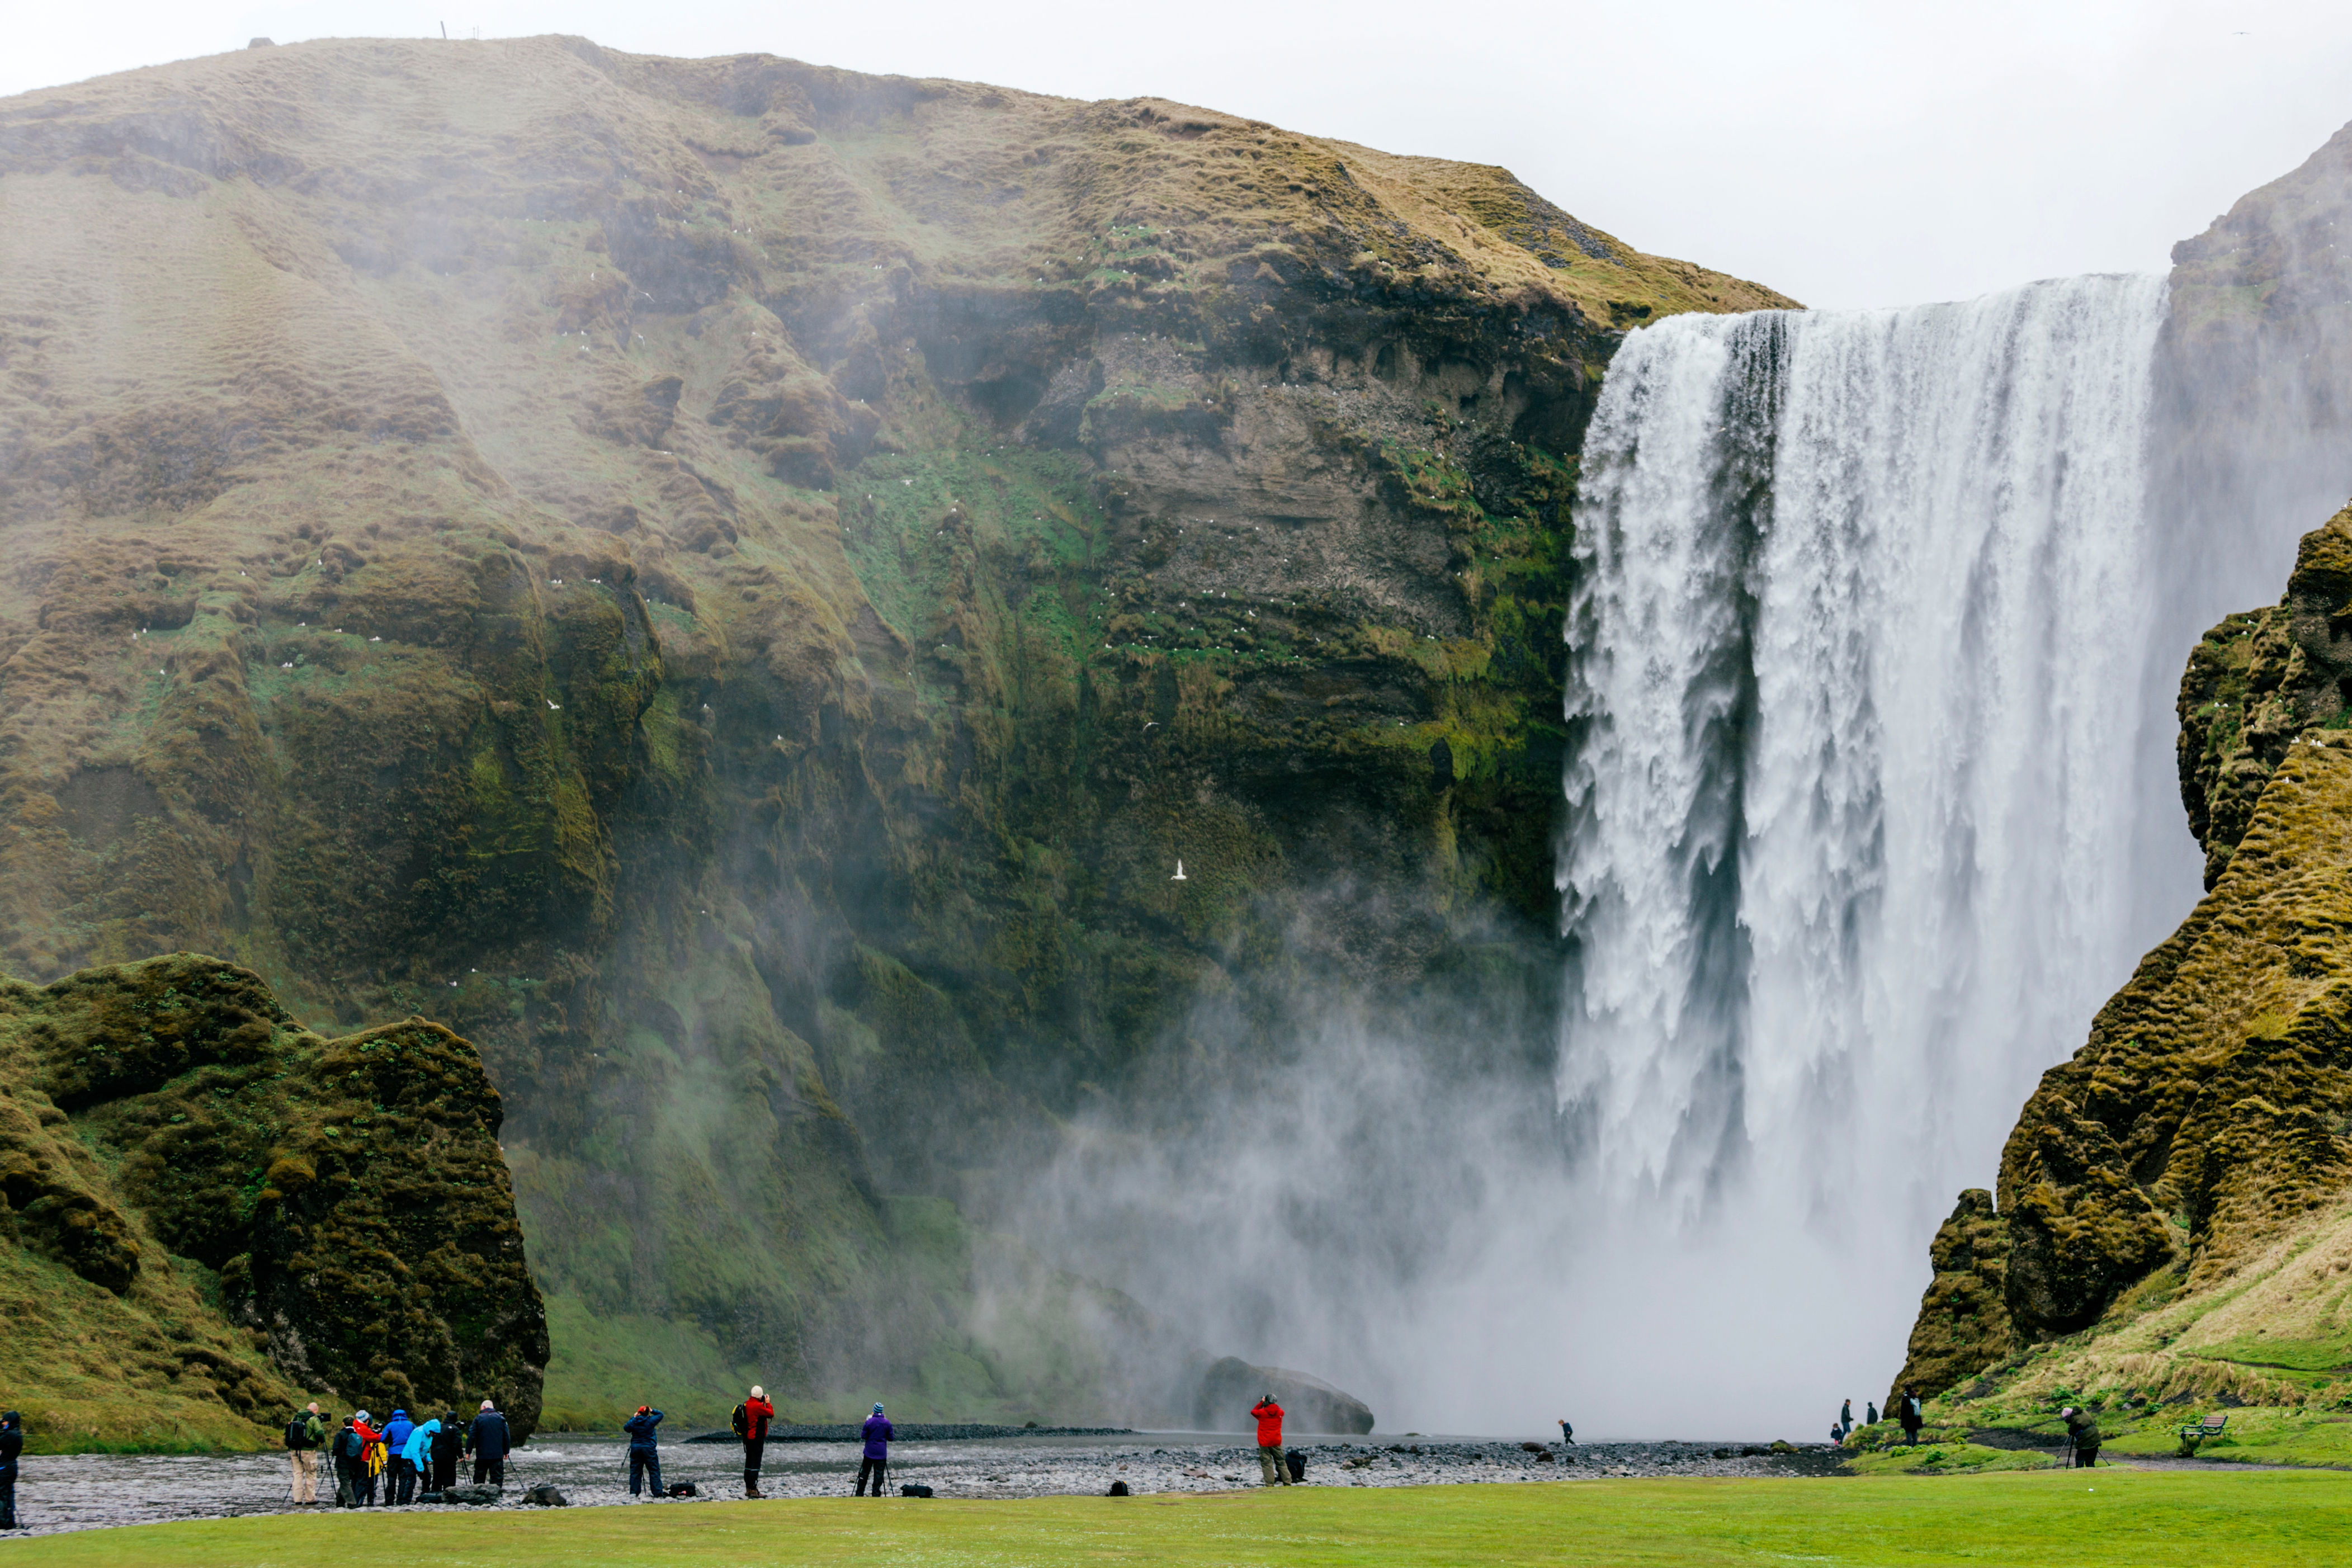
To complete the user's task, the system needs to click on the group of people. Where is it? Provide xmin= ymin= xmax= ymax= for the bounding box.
xmin=282 ymin=1399 xmax=513 ymax=1506
xmin=283 ymin=1387 xmax=892 ymax=1505
xmin=1829 ymin=1391 xmax=1920 ymax=1448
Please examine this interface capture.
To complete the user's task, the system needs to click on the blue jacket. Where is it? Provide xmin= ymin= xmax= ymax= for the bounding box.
xmin=468 ymin=1410 xmax=511 ymax=1461
xmin=624 ymin=1409 xmax=664 ymax=1451
xmin=862 ymin=1414 xmax=892 ymax=1459
xmin=402 ymin=1418 xmax=438 ymax=1467
xmin=380 ymin=1411 xmax=415 ymax=1454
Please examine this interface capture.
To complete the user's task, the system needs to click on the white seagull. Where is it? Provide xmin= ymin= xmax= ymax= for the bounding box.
xmin=1172 ymin=859 xmax=1187 ymax=882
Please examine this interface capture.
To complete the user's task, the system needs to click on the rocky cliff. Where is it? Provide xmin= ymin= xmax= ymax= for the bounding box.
xmin=0 ymin=36 xmax=1787 ymax=1422
xmin=0 ymin=954 xmax=544 ymax=1448
xmin=1887 ymin=120 xmax=2352 ymax=1414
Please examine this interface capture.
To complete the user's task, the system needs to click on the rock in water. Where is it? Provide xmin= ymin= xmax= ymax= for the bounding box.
xmin=1194 ymin=1356 xmax=1373 ymax=1434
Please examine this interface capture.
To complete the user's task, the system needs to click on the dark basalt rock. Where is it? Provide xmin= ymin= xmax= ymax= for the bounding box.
xmin=1194 ymin=1356 xmax=1373 ymax=1434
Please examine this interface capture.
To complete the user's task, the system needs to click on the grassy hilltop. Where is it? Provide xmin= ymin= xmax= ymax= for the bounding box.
xmin=0 ymin=35 xmax=1787 ymax=1431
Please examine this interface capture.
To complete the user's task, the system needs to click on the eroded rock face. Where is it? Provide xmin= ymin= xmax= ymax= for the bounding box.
xmin=1894 ymin=507 xmax=2352 ymax=1401
xmin=0 ymin=955 xmax=547 ymax=1439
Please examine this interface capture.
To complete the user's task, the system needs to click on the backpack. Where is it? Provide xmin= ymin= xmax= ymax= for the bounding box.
xmin=285 ymin=1415 xmax=309 ymax=1451
xmin=731 ymin=1403 xmax=749 ymax=1438
xmin=338 ymin=1428 xmax=363 ymax=1461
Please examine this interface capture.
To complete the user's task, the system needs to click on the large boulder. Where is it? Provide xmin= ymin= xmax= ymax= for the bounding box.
xmin=1194 ymin=1355 xmax=1373 ymax=1434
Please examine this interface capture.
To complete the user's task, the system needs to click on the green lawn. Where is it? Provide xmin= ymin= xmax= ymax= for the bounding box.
xmin=4 ymin=1470 xmax=2349 ymax=1567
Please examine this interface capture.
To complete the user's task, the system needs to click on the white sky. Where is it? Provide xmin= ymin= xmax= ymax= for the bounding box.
xmin=7 ymin=1 xmax=2351 ymax=309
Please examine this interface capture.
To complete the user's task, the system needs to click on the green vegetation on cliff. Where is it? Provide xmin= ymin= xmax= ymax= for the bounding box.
xmin=0 ymin=36 xmax=1789 ymax=1421
xmin=0 ymin=955 xmax=543 ymax=1449
xmin=1890 ymin=502 xmax=2352 ymax=1441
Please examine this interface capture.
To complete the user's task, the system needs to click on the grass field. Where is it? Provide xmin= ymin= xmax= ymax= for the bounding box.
xmin=4 ymin=1470 xmax=2349 ymax=1567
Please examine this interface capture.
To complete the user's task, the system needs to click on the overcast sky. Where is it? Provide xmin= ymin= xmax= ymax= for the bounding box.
xmin=9 ymin=1 xmax=2350 ymax=308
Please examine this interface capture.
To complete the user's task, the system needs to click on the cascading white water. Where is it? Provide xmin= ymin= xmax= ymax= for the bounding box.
xmin=1561 ymin=275 xmax=2180 ymax=1404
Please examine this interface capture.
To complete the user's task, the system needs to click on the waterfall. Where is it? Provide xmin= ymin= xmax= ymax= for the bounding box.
xmin=1560 ymin=275 xmax=2177 ymax=1402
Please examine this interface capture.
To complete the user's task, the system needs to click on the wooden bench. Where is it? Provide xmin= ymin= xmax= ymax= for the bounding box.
xmin=2176 ymin=1414 xmax=2228 ymax=1456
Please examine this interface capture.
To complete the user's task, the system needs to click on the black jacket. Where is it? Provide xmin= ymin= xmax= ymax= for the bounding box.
xmin=0 ymin=1415 xmax=22 ymax=1476
xmin=468 ymin=1411 xmax=511 ymax=1461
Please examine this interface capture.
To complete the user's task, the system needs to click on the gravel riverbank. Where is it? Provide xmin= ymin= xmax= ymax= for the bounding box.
xmin=0 ymin=1434 xmax=1850 ymax=1537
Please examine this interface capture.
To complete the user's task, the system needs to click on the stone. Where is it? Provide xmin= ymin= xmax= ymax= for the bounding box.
xmin=1194 ymin=1356 xmax=1374 ymax=1434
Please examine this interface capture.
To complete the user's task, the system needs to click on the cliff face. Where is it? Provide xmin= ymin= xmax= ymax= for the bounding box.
xmin=0 ymin=36 xmax=1788 ymax=1418
xmin=1887 ymin=122 xmax=2352 ymax=1422
xmin=0 ymin=954 xmax=544 ymax=1448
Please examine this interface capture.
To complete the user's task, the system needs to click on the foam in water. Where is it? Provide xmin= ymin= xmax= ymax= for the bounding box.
xmin=1557 ymin=275 xmax=2178 ymax=1420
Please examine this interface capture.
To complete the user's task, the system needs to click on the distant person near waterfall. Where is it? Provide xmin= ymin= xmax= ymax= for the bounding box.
xmin=1559 ymin=1418 xmax=1575 ymax=1446
xmin=1838 ymin=1399 xmax=1853 ymax=1441
xmin=1866 ymin=1401 xmax=1879 ymax=1426
xmin=1251 ymin=1394 xmax=1293 ymax=1486
xmin=1897 ymin=1387 xmax=1923 ymax=1447
xmin=857 ymin=1404 xmax=894 ymax=1495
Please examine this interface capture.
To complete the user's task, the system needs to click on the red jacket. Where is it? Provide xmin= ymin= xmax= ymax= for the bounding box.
xmin=744 ymin=1396 xmax=773 ymax=1441
xmin=1251 ymin=1400 xmax=1283 ymax=1448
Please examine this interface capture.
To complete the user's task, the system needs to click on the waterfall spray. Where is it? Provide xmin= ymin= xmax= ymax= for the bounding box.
xmin=1559 ymin=275 xmax=2178 ymax=1418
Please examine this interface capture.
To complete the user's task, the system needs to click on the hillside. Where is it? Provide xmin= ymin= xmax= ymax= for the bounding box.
xmin=0 ymin=35 xmax=1788 ymax=1425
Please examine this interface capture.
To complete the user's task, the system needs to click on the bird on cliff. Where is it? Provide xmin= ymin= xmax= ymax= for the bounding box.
xmin=1172 ymin=860 xmax=1187 ymax=881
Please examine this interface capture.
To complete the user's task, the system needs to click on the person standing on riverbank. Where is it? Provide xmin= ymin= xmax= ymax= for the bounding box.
xmin=856 ymin=1404 xmax=892 ymax=1496
xmin=380 ymin=1408 xmax=416 ymax=1504
xmin=1 ymin=1410 xmax=22 ymax=1530
xmin=625 ymin=1405 xmax=665 ymax=1499
xmin=431 ymin=1409 xmax=462 ymax=1492
xmin=734 ymin=1385 xmax=774 ymax=1498
xmin=1250 ymin=1394 xmax=1292 ymax=1486
xmin=285 ymin=1402 xmax=326 ymax=1503
xmin=468 ymin=1400 xmax=511 ymax=1487
xmin=1897 ymin=1387 xmax=1923 ymax=1448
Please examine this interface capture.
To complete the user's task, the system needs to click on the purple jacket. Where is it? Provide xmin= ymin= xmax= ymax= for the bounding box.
xmin=861 ymin=1415 xmax=892 ymax=1459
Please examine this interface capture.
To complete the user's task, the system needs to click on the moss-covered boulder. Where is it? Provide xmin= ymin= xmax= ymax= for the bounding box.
xmin=0 ymin=955 xmax=546 ymax=1443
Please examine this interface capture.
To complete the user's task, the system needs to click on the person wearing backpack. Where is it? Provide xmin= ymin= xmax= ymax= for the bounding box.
xmin=285 ymin=1402 xmax=328 ymax=1503
xmin=733 ymin=1385 xmax=775 ymax=1498
xmin=332 ymin=1416 xmax=364 ymax=1508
